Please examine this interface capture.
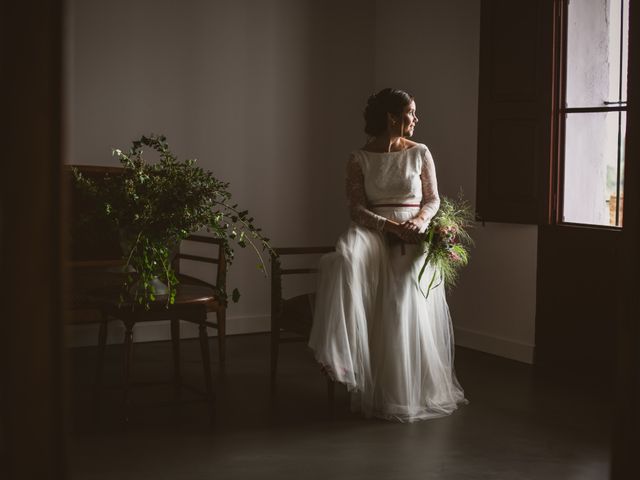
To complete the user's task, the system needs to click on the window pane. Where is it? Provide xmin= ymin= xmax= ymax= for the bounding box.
xmin=566 ymin=0 xmax=628 ymax=107
xmin=621 ymin=0 xmax=629 ymax=102
xmin=563 ymin=111 xmax=625 ymax=226
xmin=618 ymin=112 xmax=626 ymax=225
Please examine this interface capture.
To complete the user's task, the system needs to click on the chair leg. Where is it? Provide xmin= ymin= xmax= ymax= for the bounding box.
xmin=270 ymin=317 xmax=280 ymax=384
xmin=122 ymin=319 xmax=135 ymax=424
xmin=198 ymin=323 xmax=215 ymax=426
xmin=216 ymin=308 xmax=226 ymax=368
xmin=327 ymin=379 xmax=335 ymax=415
xmin=94 ymin=312 xmax=109 ymax=422
xmin=170 ymin=318 xmax=181 ymax=401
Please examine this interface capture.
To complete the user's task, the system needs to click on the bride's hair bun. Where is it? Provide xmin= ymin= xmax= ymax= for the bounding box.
xmin=363 ymin=88 xmax=413 ymax=137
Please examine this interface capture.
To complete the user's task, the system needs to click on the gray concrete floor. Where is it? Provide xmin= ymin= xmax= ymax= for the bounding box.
xmin=68 ymin=334 xmax=611 ymax=480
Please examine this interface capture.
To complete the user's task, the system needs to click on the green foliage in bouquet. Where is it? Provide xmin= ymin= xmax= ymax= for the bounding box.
xmin=73 ymin=134 xmax=271 ymax=308
xmin=418 ymin=194 xmax=474 ymax=298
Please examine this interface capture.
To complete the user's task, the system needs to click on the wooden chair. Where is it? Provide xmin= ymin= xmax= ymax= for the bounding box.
xmin=67 ymin=165 xmax=228 ymax=424
xmin=270 ymin=246 xmax=336 ymax=404
xmin=88 ymin=235 xmax=227 ymax=425
xmin=173 ymin=234 xmax=228 ymax=367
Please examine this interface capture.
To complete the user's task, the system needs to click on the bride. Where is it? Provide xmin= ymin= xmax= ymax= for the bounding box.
xmin=309 ymin=88 xmax=466 ymax=422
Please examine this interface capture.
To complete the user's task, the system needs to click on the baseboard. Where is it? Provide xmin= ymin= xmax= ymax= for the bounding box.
xmin=68 ymin=316 xmax=535 ymax=365
xmin=454 ymin=326 xmax=535 ymax=364
xmin=66 ymin=314 xmax=271 ymax=348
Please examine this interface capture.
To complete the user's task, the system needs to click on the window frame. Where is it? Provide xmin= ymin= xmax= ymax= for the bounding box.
xmin=552 ymin=0 xmax=628 ymax=229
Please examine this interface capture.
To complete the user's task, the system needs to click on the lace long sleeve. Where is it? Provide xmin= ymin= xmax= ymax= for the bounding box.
xmin=346 ymin=154 xmax=387 ymax=231
xmin=416 ymin=148 xmax=440 ymax=224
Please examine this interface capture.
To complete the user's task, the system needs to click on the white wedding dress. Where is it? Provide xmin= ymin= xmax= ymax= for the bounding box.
xmin=309 ymin=143 xmax=466 ymax=422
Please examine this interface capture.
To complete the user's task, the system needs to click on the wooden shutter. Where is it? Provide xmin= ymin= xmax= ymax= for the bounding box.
xmin=476 ymin=0 xmax=555 ymax=224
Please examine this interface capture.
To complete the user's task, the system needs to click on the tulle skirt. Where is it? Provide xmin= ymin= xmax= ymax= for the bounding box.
xmin=309 ymin=207 xmax=466 ymax=422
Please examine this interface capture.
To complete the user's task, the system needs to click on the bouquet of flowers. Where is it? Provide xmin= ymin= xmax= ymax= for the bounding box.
xmin=418 ymin=194 xmax=474 ymax=298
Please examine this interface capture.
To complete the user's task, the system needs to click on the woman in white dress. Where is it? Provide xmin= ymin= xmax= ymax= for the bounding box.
xmin=309 ymin=88 xmax=466 ymax=422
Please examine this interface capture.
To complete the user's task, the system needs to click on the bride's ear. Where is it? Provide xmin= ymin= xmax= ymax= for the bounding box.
xmin=387 ymin=112 xmax=398 ymax=127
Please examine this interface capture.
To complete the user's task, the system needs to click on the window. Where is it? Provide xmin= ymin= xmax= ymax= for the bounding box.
xmin=556 ymin=0 xmax=629 ymax=227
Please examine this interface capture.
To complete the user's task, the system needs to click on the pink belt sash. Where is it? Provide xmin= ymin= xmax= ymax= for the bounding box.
xmin=371 ymin=203 xmax=421 ymax=208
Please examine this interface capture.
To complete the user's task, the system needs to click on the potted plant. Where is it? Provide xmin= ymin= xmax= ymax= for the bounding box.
xmin=73 ymin=134 xmax=271 ymax=308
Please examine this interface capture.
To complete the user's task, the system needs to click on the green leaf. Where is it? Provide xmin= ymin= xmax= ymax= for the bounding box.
xmin=231 ymin=288 xmax=241 ymax=303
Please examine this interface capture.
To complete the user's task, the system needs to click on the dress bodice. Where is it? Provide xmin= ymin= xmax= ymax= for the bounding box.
xmin=356 ymin=145 xmax=423 ymax=205
xmin=345 ymin=143 xmax=440 ymax=231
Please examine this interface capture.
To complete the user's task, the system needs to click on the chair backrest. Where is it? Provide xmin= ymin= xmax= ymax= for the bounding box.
xmin=67 ymin=166 xmax=227 ymax=315
xmin=67 ymin=164 xmax=124 ymax=266
xmin=174 ymin=234 xmax=227 ymax=293
xmin=270 ymin=246 xmax=334 ymax=321
xmin=68 ymin=166 xmax=226 ymax=289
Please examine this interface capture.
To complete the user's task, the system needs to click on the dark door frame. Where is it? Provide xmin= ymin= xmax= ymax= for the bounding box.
xmin=611 ymin=0 xmax=640 ymax=476
xmin=1 ymin=1 xmax=67 ymax=479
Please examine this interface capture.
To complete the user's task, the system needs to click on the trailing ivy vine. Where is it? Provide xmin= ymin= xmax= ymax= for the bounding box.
xmin=73 ymin=134 xmax=271 ymax=308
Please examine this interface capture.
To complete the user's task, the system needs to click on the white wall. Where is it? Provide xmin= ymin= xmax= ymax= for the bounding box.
xmin=373 ymin=0 xmax=537 ymax=363
xmin=65 ymin=0 xmax=375 ymax=345
xmin=67 ymin=0 xmax=538 ymax=364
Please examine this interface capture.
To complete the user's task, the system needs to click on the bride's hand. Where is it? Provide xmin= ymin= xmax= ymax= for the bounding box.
xmin=398 ymin=225 xmax=423 ymax=244
xmin=399 ymin=218 xmax=425 ymax=243
xmin=386 ymin=221 xmax=423 ymax=244
xmin=402 ymin=217 xmax=426 ymax=232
